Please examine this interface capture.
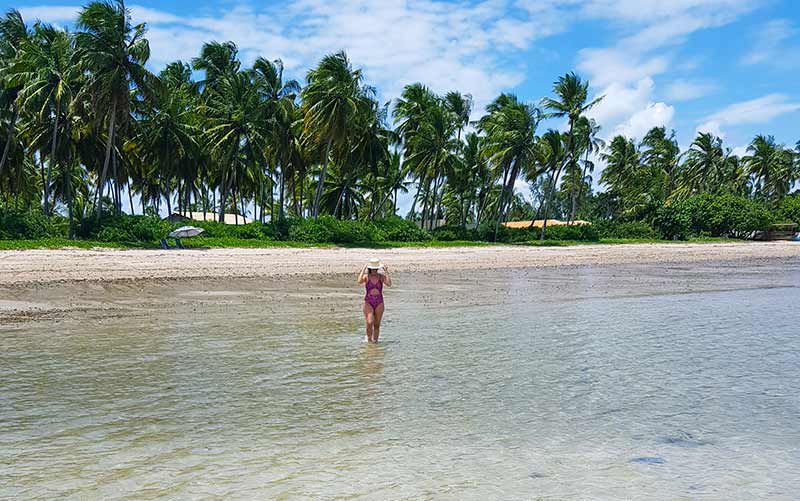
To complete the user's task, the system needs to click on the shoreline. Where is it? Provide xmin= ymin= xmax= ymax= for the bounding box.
xmin=1 ymin=241 xmax=799 ymax=287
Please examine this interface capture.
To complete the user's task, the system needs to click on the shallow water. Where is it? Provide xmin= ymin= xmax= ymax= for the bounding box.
xmin=2 ymin=260 xmax=800 ymax=500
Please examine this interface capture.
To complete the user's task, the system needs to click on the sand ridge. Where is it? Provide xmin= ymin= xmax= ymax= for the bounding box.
xmin=1 ymin=241 xmax=799 ymax=286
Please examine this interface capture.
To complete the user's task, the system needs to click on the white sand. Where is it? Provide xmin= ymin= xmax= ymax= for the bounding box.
xmin=1 ymin=242 xmax=799 ymax=286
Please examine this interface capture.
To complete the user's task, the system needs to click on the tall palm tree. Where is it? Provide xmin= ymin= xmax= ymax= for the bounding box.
xmin=302 ymin=51 xmax=365 ymax=218
xmin=254 ymin=57 xmax=300 ymax=221
xmin=569 ymin=116 xmax=603 ymax=222
xmin=202 ymin=69 xmax=265 ymax=222
xmin=8 ymin=23 xmax=80 ymax=215
xmin=540 ymin=72 xmax=602 ymax=239
xmin=744 ymin=134 xmax=796 ymax=205
xmin=676 ymin=132 xmax=726 ymax=198
xmin=444 ymin=91 xmax=472 ymax=143
xmin=0 ymin=10 xmax=29 ymax=183
xmin=477 ymin=93 xmax=542 ymax=238
xmin=75 ymin=0 xmax=153 ymax=218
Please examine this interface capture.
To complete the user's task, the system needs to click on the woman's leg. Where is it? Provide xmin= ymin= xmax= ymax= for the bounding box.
xmin=373 ymin=303 xmax=385 ymax=342
xmin=363 ymin=302 xmax=375 ymax=342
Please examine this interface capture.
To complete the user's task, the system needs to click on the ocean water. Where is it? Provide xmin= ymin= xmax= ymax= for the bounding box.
xmin=2 ymin=260 xmax=799 ymax=500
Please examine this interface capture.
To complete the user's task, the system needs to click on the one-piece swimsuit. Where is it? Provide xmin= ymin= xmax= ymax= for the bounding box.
xmin=365 ymin=276 xmax=384 ymax=309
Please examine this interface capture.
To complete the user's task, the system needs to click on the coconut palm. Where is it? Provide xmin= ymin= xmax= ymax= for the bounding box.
xmin=744 ymin=134 xmax=796 ymax=205
xmin=75 ymin=0 xmax=153 ymax=217
xmin=302 ymin=51 xmax=366 ymax=218
xmin=477 ymin=93 xmax=542 ymax=238
xmin=0 ymin=10 xmax=29 ymax=184
xmin=540 ymin=72 xmax=602 ymax=239
xmin=8 ymin=23 xmax=81 ymax=215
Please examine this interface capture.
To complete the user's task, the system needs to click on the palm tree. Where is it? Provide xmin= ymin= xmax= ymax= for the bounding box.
xmin=444 ymin=91 xmax=472 ymax=143
xmin=0 ymin=10 xmax=29 ymax=184
xmin=8 ymin=23 xmax=80 ymax=215
xmin=540 ymin=72 xmax=602 ymax=239
xmin=75 ymin=0 xmax=153 ymax=218
xmin=477 ymin=93 xmax=542 ymax=238
xmin=130 ymin=63 xmax=198 ymax=218
xmin=403 ymin=98 xmax=460 ymax=229
xmin=744 ymin=134 xmax=796 ymax=205
xmin=393 ymin=83 xmax=438 ymax=219
xmin=202 ymin=69 xmax=265 ymax=222
xmin=254 ymin=57 xmax=299 ymax=221
xmin=302 ymin=51 xmax=365 ymax=218
xmin=676 ymin=132 xmax=726 ymax=198
xmin=569 ymin=116 xmax=603 ymax=222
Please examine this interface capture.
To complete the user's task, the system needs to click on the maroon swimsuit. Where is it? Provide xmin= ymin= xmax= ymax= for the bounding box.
xmin=365 ymin=275 xmax=384 ymax=309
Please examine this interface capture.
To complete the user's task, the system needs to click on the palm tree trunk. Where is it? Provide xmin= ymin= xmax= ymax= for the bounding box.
xmin=0 ymin=104 xmax=19 ymax=186
xmin=66 ymin=169 xmax=74 ymax=239
xmin=111 ymin=148 xmax=121 ymax=214
xmin=95 ymin=98 xmax=117 ymax=221
xmin=541 ymin=121 xmax=575 ymax=240
xmin=128 ymin=182 xmax=135 ymax=216
xmin=572 ymin=149 xmax=591 ymax=223
xmin=493 ymin=163 xmax=511 ymax=241
xmin=279 ymin=165 xmax=285 ymax=221
xmin=312 ymin=138 xmax=332 ymax=218
xmin=45 ymin=105 xmax=60 ymax=217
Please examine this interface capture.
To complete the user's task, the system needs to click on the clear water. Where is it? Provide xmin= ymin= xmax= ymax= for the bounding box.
xmin=2 ymin=260 xmax=800 ymax=499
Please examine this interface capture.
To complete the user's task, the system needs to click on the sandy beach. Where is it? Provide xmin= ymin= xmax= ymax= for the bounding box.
xmin=1 ymin=241 xmax=799 ymax=286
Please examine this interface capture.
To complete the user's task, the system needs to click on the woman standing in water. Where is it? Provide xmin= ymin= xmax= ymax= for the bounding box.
xmin=358 ymin=258 xmax=392 ymax=343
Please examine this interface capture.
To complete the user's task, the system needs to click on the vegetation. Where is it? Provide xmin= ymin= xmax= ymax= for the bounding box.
xmin=0 ymin=2 xmax=798 ymax=249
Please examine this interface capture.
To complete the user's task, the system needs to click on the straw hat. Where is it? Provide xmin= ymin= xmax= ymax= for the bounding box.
xmin=366 ymin=257 xmax=383 ymax=269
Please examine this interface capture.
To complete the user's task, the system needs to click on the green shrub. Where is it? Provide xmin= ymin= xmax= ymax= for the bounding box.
xmin=374 ymin=217 xmax=430 ymax=242
xmin=431 ymin=224 xmax=476 ymax=241
xmin=0 ymin=210 xmax=61 ymax=239
xmin=543 ymin=224 xmax=599 ymax=241
xmin=593 ymin=220 xmax=658 ymax=240
xmin=655 ymin=194 xmax=773 ymax=240
xmin=79 ymin=214 xmax=171 ymax=242
xmin=778 ymin=194 xmax=800 ymax=225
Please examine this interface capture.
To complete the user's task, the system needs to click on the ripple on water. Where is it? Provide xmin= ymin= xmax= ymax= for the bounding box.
xmin=2 ymin=264 xmax=800 ymax=499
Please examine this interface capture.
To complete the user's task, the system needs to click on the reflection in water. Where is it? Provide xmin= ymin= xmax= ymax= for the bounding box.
xmin=2 ymin=261 xmax=800 ymax=499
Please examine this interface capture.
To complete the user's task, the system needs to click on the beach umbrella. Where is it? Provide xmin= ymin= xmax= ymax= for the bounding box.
xmin=168 ymin=226 xmax=205 ymax=238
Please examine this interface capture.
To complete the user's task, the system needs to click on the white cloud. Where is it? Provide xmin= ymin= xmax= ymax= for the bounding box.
xmin=741 ymin=19 xmax=800 ymax=67
xmin=696 ymin=120 xmax=725 ymax=139
xmin=696 ymin=94 xmax=800 ymax=139
xmin=664 ymin=80 xmax=717 ymax=101
xmin=706 ymin=93 xmax=800 ymax=125
xmin=614 ymin=102 xmax=675 ymax=140
xmin=19 ymin=0 xmax=571 ymax=117
xmin=18 ymin=6 xmax=80 ymax=24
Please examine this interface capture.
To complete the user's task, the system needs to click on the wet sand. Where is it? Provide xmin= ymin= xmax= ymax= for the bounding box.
xmin=1 ymin=241 xmax=798 ymax=325
xmin=1 ymin=241 xmax=798 ymax=287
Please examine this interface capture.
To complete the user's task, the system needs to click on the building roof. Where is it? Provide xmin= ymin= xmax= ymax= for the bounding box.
xmin=502 ymin=219 xmax=591 ymax=229
xmin=166 ymin=212 xmax=253 ymax=225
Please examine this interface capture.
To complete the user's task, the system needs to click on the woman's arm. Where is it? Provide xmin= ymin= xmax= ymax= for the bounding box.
xmin=381 ymin=265 xmax=392 ymax=287
xmin=357 ymin=265 xmax=368 ymax=284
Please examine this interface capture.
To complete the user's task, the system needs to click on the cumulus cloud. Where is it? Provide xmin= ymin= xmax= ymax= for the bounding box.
xmin=21 ymin=0 xmax=571 ymax=117
xmin=614 ymin=102 xmax=675 ymax=140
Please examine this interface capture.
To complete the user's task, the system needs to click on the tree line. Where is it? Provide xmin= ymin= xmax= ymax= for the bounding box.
xmin=1 ymin=1 xmax=798 ymax=241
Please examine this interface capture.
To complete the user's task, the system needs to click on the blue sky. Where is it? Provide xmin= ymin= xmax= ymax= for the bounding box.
xmin=6 ymin=0 xmax=800 ymax=209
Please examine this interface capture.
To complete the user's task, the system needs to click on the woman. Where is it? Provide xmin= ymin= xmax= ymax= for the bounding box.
xmin=358 ymin=257 xmax=392 ymax=343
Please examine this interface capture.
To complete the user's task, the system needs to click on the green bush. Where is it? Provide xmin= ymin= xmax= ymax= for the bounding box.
xmin=778 ymin=194 xmax=800 ymax=225
xmin=431 ymin=224 xmax=476 ymax=241
xmin=543 ymin=224 xmax=599 ymax=241
xmin=655 ymin=194 xmax=774 ymax=240
xmin=0 ymin=210 xmax=61 ymax=239
xmin=80 ymin=214 xmax=171 ymax=242
xmin=593 ymin=220 xmax=658 ymax=240
xmin=374 ymin=217 xmax=430 ymax=242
